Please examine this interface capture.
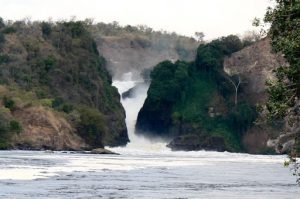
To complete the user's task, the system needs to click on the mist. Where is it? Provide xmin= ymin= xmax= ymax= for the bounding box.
xmin=112 ymin=72 xmax=168 ymax=151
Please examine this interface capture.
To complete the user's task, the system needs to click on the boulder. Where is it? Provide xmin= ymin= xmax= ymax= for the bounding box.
xmin=167 ymin=134 xmax=227 ymax=152
xmin=90 ymin=148 xmax=119 ymax=155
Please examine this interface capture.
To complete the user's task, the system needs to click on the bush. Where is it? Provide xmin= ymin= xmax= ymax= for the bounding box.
xmin=43 ymin=56 xmax=56 ymax=71
xmin=0 ymin=33 xmax=4 ymax=43
xmin=2 ymin=26 xmax=17 ymax=34
xmin=40 ymin=98 xmax=53 ymax=107
xmin=0 ymin=112 xmax=9 ymax=149
xmin=0 ymin=17 xmax=5 ymax=29
xmin=195 ymin=35 xmax=243 ymax=72
xmin=9 ymin=120 xmax=22 ymax=133
xmin=3 ymin=96 xmax=15 ymax=111
xmin=77 ymin=107 xmax=106 ymax=148
xmin=0 ymin=54 xmax=9 ymax=64
xmin=41 ymin=22 xmax=52 ymax=36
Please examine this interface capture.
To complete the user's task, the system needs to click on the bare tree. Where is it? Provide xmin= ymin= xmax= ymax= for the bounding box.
xmin=227 ymin=75 xmax=241 ymax=106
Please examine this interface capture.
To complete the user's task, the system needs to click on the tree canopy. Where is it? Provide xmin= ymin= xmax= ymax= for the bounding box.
xmin=263 ymin=0 xmax=300 ymax=184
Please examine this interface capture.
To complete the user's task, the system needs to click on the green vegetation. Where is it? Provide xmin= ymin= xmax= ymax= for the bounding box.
xmin=195 ymin=35 xmax=243 ymax=72
xmin=3 ymin=96 xmax=15 ymax=111
xmin=260 ymin=0 xmax=300 ymax=183
xmin=41 ymin=22 xmax=52 ymax=37
xmin=2 ymin=26 xmax=16 ymax=34
xmin=0 ymin=18 xmax=128 ymax=148
xmin=9 ymin=120 xmax=22 ymax=134
xmin=137 ymin=35 xmax=257 ymax=152
xmin=0 ymin=111 xmax=10 ymax=149
xmin=77 ymin=106 xmax=106 ymax=148
xmin=0 ymin=54 xmax=9 ymax=64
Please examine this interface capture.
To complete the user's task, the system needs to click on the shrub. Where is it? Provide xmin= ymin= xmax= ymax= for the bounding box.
xmin=2 ymin=26 xmax=17 ymax=34
xmin=40 ymin=98 xmax=53 ymax=107
xmin=0 ymin=17 xmax=5 ymax=29
xmin=0 ymin=54 xmax=9 ymax=65
xmin=3 ymin=96 xmax=15 ymax=111
xmin=9 ymin=120 xmax=22 ymax=133
xmin=77 ymin=107 xmax=106 ymax=148
xmin=41 ymin=22 xmax=52 ymax=36
xmin=0 ymin=112 xmax=9 ymax=149
xmin=0 ymin=33 xmax=4 ymax=43
xmin=43 ymin=56 xmax=56 ymax=71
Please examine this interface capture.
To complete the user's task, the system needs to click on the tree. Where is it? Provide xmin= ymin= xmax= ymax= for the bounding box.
xmin=227 ymin=75 xmax=241 ymax=106
xmin=41 ymin=22 xmax=52 ymax=36
xmin=0 ymin=17 xmax=5 ymax=29
xmin=194 ymin=32 xmax=205 ymax=42
xmin=263 ymin=0 xmax=300 ymax=184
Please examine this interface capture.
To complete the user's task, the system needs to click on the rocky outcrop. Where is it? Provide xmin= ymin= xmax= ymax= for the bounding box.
xmin=167 ymin=134 xmax=227 ymax=152
xmin=137 ymin=38 xmax=289 ymax=154
xmin=224 ymin=38 xmax=287 ymax=104
xmin=121 ymin=82 xmax=149 ymax=99
xmin=90 ymin=148 xmax=119 ymax=155
xmin=95 ymin=35 xmax=197 ymax=78
xmin=11 ymin=106 xmax=88 ymax=150
xmin=267 ymin=100 xmax=300 ymax=155
xmin=224 ymin=38 xmax=288 ymax=154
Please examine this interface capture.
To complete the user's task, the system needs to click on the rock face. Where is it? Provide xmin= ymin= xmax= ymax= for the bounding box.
xmin=94 ymin=35 xmax=197 ymax=78
xmin=267 ymin=100 xmax=300 ymax=155
xmin=137 ymin=38 xmax=288 ymax=154
xmin=224 ymin=38 xmax=287 ymax=153
xmin=12 ymin=106 xmax=88 ymax=150
xmin=121 ymin=82 xmax=149 ymax=100
xmin=224 ymin=38 xmax=286 ymax=104
xmin=90 ymin=148 xmax=119 ymax=155
xmin=167 ymin=134 xmax=226 ymax=152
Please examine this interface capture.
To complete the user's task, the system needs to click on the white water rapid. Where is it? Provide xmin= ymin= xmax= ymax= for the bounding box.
xmin=111 ymin=72 xmax=168 ymax=153
xmin=1 ymin=73 xmax=300 ymax=198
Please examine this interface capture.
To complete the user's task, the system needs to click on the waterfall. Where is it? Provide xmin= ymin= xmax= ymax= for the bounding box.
xmin=112 ymin=72 xmax=167 ymax=152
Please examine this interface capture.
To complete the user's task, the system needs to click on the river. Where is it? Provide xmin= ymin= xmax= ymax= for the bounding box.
xmin=0 ymin=73 xmax=299 ymax=198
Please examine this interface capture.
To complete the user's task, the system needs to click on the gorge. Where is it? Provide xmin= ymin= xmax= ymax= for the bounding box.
xmin=0 ymin=9 xmax=300 ymax=198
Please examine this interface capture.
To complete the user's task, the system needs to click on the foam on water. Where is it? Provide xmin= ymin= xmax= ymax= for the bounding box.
xmin=112 ymin=72 xmax=168 ymax=153
xmin=1 ymin=73 xmax=299 ymax=198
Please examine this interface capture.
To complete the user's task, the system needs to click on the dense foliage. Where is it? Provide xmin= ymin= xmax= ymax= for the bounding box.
xmin=262 ymin=0 xmax=300 ymax=183
xmin=136 ymin=35 xmax=257 ymax=152
xmin=264 ymin=1 xmax=300 ymax=120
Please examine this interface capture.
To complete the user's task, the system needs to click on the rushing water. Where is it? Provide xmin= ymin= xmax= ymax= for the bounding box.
xmin=0 ymin=73 xmax=300 ymax=198
xmin=0 ymin=150 xmax=299 ymax=198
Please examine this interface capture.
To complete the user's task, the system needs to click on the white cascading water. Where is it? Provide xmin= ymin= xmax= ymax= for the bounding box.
xmin=111 ymin=72 xmax=168 ymax=153
xmin=1 ymin=75 xmax=296 ymax=199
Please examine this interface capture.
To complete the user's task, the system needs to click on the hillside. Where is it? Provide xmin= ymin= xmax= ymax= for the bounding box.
xmin=89 ymin=22 xmax=199 ymax=79
xmin=136 ymin=36 xmax=284 ymax=153
xmin=0 ymin=19 xmax=128 ymax=150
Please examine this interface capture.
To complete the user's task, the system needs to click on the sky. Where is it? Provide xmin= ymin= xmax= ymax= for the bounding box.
xmin=0 ymin=0 xmax=272 ymax=39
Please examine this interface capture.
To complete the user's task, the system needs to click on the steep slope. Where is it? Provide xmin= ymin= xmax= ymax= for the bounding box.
xmin=224 ymin=38 xmax=286 ymax=104
xmin=90 ymin=23 xmax=198 ymax=78
xmin=224 ymin=38 xmax=287 ymax=154
xmin=0 ymin=20 xmax=128 ymax=149
xmin=136 ymin=36 xmax=285 ymax=153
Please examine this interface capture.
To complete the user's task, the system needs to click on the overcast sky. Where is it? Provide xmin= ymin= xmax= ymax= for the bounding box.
xmin=0 ymin=0 xmax=272 ymax=39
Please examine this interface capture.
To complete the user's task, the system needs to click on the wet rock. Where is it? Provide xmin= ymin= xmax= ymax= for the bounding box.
xmin=167 ymin=134 xmax=227 ymax=152
xmin=90 ymin=148 xmax=119 ymax=155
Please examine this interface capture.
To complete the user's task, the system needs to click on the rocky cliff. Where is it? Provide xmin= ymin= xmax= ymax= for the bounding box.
xmin=224 ymin=38 xmax=287 ymax=154
xmin=90 ymin=23 xmax=198 ymax=79
xmin=136 ymin=36 xmax=287 ymax=154
xmin=224 ymin=38 xmax=286 ymax=104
